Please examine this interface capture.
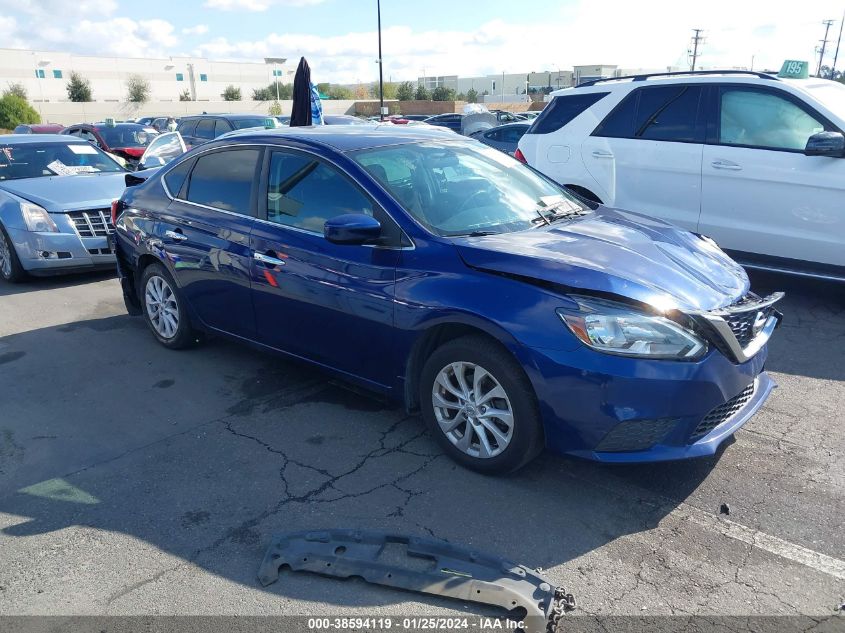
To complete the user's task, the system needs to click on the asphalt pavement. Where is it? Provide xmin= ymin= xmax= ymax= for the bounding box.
xmin=0 ymin=269 xmax=842 ymax=626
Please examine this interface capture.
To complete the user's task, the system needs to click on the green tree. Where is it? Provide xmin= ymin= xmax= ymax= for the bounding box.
xmin=414 ymin=84 xmax=430 ymax=100
xmin=456 ymin=92 xmax=466 ymax=101
xmin=327 ymin=85 xmax=353 ymax=100
xmin=466 ymin=88 xmax=479 ymax=103
xmin=396 ymin=81 xmax=414 ymax=101
xmin=4 ymin=82 xmax=27 ymax=100
xmin=179 ymin=89 xmax=192 ymax=101
xmin=252 ymin=85 xmax=274 ymax=100
xmin=0 ymin=94 xmax=40 ymax=129
xmin=268 ymin=100 xmax=283 ymax=116
xmin=222 ymin=85 xmax=242 ymax=101
xmin=126 ymin=74 xmax=150 ymax=103
xmin=431 ymin=85 xmax=456 ymax=101
xmin=66 ymin=72 xmax=93 ymax=102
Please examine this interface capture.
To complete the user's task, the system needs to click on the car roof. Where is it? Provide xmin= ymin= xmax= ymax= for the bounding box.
xmin=182 ymin=113 xmax=271 ymax=120
xmin=553 ymin=72 xmax=788 ymax=95
xmin=0 ymin=133 xmax=89 ymax=144
xmin=211 ymin=124 xmax=468 ymax=151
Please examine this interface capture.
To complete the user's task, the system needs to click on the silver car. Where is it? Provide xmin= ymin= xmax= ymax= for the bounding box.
xmin=0 ymin=134 xmax=129 ymax=282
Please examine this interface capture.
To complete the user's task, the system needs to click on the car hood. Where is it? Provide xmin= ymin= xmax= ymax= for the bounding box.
xmin=453 ymin=207 xmax=749 ymax=313
xmin=0 ymin=172 xmax=128 ymax=212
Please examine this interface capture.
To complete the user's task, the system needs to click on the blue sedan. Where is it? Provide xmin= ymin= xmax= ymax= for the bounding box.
xmin=112 ymin=126 xmax=782 ymax=473
xmin=0 ymin=134 xmax=128 ymax=282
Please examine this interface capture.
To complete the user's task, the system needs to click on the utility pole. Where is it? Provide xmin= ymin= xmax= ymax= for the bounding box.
xmin=690 ymin=29 xmax=704 ymax=71
xmin=832 ymin=12 xmax=844 ymax=79
xmin=817 ymin=19 xmax=835 ymax=77
xmin=377 ymin=0 xmax=385 ymax=121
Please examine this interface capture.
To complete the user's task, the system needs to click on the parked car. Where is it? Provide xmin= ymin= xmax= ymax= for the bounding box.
xmin=0 ymin=134 xmax=128 ymax=282
xmin=12 ymin=123 xmax=64 ymax=134
xmin=423 ymin=113 xmax=464 ymax=132
xmin=60 ymin=122 xmax=158 ymax=169
xmin=518 ymin=70 xmax=845 ymax=279
xmin=275 ymin=115 xmax=291 ymax=126
xmin=323 ymin=115 xmax=374 ymax=125
xmin=176 ymin=114 xmax=282 ymax=148
xmin=519 ymin=111 xmax=543 ymax=120
xmin=134 ymin=116 xmax=158 ymax=126
xmin=150 ymin=117 xmax=180 ymax=132
xmin=393 ymin=114 xmax=430 ymax=122
xmin=489 ymin=110 xmax=528 ymax=123
xmin=471 ymin=122 xmax=531 ymax=155
xmin=112 ymin=126 xmax=781 ymax=473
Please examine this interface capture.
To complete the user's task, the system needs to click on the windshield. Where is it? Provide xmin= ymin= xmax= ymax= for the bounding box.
xmin=350 ymin=141 xmax=585 ymax=236
xmin=0 ymin=142 xmax=125 ymax=180
xmin=232 ymin=117 xmax=278 ymax=130
xmin=97 ymin=125 xmax=156 ymax=148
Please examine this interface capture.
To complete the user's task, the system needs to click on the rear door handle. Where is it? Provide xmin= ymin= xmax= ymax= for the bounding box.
xmin=164 ymin=229 xmax=186 ymax=241
xmin=592 ymin=150 xmax=614 ymax=159
xmin=711 ymin=160 xmax=742 ymax=171
xmin=253 ymin=252 xmax=286 ymax=266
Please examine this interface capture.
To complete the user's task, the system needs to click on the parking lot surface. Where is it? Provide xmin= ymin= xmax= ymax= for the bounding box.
xmin=0 ymin=270 xmax=842 ymax=621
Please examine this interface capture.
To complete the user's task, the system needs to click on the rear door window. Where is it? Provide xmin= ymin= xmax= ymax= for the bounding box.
xmin=185 ymin=149 xmax=261 ymax=214
xmin=214 ymin=120 xmax=233 ymax=138
xmin=194 ymin=119 xmax=215 ymax=140
xmin=528 ymin=92 xmax=609 ymax=134
xmin=176 ymin=119 xmax=197 ymax=137
xmin=593 ymin=85 xmax=704 ymax=142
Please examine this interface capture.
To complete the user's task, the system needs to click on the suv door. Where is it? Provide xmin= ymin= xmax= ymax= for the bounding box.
xmin=162 ymin=147 xmax=262 ymax=338
xmin=250 ymin=149 xmax=401 ymax=388
xmin=699 ymin=85 xmax=845 ymax=268
xmin=582 ymin=84 xmax=706 ymax=231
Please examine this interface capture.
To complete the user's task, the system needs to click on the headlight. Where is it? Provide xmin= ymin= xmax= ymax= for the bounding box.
xmin=557 ymin=298 xmax=706 ymax=360
xmin=21 ymin=203 xmax=58 ymax=233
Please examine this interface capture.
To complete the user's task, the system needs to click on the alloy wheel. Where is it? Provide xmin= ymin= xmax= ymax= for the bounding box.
xmin=0 ymin=230 xmax=11 ymax=279
xmin=431 ymin=361 xmax=514 ymax=459
xmin=144 ymin=275 xmax=179 ymax=339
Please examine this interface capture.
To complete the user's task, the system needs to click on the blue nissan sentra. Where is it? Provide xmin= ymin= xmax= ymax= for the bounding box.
xmin=112 ymin=126 xmax=782 ymax=474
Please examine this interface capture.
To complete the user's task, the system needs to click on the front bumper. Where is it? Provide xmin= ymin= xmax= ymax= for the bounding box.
xmin=520 ymin=343 xmax=773 ymax=463
xmin=8 ymin=221 xmax=115 ymax=276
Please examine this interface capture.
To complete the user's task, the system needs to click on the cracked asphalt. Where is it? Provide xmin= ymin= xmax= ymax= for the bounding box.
xmin=0 ymin=269 xmax=842 ymax=625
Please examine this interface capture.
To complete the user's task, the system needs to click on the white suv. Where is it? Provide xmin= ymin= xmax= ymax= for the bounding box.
xmin=518 ymin=71 xmax=845 ymax=280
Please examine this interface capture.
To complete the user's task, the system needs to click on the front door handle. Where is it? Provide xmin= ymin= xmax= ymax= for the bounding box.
xmin=592 ymin=150 xmax=614 ymax=159
xmin=253 ymin=252 xmax=286 ymax=266
xmin=711 ymin=160 xmax=742 ymax=171
xmin=164 ymin=229 xmax=187 ymax=241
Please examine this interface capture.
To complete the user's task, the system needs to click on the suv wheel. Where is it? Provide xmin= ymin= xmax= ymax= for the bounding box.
xmin=0 ymin=224 xmax=26 ymax=283
xmin=420 ymin=335 xmax=544 ymax=474
xmin=140 ymin=263 xmax=196 ymax=349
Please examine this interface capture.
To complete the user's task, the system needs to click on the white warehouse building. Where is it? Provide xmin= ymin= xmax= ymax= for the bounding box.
xmin=0 ymin=48 xmax=291 ymax=103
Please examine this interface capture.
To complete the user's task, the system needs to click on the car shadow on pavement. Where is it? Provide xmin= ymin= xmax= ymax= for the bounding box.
xmin=0 ymin=270 xmax=116 ymax=297
xmin=0 ymin=313 xmax=733 ymax=614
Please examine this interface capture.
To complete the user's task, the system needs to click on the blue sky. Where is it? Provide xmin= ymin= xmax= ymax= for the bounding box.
xmin=1 ymin=0 xmax=843 ymax=83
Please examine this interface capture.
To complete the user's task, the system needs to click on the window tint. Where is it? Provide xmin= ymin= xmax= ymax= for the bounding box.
xmin=214 ymin=120 xmax=232 ymax=137
xmin=164 ymin=159 xmax=192 ymax=197
xmin=634 ymin=85 xmax=702 ymax=142
xmin=266 ymin=151 xmax=374 ymax=234
xmin=719 ymin=88 xmax=825 ymax=150
xmin=529 ymin=92 xmax=609 ymax=134
xmin=499 ymin=126 xmax=528 ymax=143
xmin=593 ymin=92 xmax=637 ymax=137
xmin=194 ymin=119 xmax=215 ymax=140
xmin=177 ymin=119 xmax=197 ymax=137
xmin=186 ymin=149 xmax=260 ymax=213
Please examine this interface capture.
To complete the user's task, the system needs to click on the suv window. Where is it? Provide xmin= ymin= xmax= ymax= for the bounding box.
xmin=594 ymin=85 xmax=703 ymax=142
xmin=265 ymin=151 xmax=374 ymax=234
xmin=214 ymin=119 xmax=232 ymax=138
xmin=718 ymin=87 xmax=825 ymax=151
xmin=194 ymin=119 xmax=215 ymax=140
xmin=176 ymin=119 xmax=197 ymax=137
xmin=186 ymin=149 xmax=260 ymax=213
xmin=528 ymin=92 xmax=609 ymax=134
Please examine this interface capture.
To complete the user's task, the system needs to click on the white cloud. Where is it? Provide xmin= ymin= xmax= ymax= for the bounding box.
xmin=182 ymin=24 xmax=210 ymax=36
xmin=203 ymin=0 xmax=325 ymax=11
xmin=0 ymin=0 xmax=117 ymax=14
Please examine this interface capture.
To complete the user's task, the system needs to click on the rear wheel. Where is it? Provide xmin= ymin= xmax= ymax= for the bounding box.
xmin=140 ymin=263 xmax=196 ymax=349
xmin=420 ymin=336 xmax=544 ymax=474
xmin=0 ymin=224 xmax=27 ymax=283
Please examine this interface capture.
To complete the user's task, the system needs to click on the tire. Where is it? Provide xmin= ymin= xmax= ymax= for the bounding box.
xmin=140 ymin=263 xmax=196 ymax=349
xmin=420 ymin=335 xmax=544 ymax=475
xmin=0 ymin=223 xmax=27 ymax=283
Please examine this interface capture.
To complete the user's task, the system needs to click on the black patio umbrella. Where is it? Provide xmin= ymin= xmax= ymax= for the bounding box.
xmin=290 ymin=57 xmax=313 ymax=127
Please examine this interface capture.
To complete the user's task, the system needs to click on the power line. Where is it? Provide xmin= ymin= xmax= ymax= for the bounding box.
xmin=832 ymin=12 xmax=844 ymax=79
xmin=817 ymin=19 xmax=835 ymax=77
xmin=689 ymin=29 xmax=705 ymax=71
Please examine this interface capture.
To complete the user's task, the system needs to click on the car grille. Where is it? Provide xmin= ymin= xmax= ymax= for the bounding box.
xmin=689 ymin=381 xmax=756 ymax=442
xmin=68 ymin=209 xmax=113 ymax=237
xmin=693 ymin=292 xmax=783 ymax=363
xmin=722 ymin=294 xmax=776 ymax=348
xmin=595 ymin=417 xmax=678 ymax=452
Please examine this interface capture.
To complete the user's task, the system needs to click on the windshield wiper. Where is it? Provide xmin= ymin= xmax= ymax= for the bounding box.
xmin=454 ymin=230 xmax=499 ymax=237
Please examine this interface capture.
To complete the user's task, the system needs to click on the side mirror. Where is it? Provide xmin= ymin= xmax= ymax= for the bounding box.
xmin=805 ymin=131 xmax=845 ymax=157
xmin=324 ymin=214 xmax=381 ymax=245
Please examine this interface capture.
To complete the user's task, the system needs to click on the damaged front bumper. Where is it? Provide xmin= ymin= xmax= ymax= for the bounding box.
xmin=259 ymin=530 xmax=575 ymax=633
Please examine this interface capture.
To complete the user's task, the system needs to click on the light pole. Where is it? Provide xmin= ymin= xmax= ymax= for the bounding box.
xmin=376 ymin=0 xmax=385 ymax=121
xmin=264 ymin=57 xmax=287 ymax=102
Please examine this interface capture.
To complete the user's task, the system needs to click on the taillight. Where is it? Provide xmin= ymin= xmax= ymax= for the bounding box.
xmin=514 ymin=148 xmax=527 ymax=164
xmin=111 ymin=199 xmax=121 ymax=226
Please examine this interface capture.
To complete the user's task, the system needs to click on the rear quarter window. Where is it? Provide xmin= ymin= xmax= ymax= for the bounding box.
xmin=527 ymin=92 xmax=609 ymax=134
xmin=177 ymin=119 xmax=198 ymax=137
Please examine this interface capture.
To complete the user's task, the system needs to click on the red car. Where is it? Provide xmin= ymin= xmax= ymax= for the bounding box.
xmin=13 ymin=123 xmax=64 ymax=134
xmin=60 ymin=122 xmax=158 ymax=167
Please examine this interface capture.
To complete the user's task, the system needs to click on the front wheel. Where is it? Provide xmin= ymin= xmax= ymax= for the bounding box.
xmin=0 ymin=224 xmax=27 ymax=283
xmin=140 ymin=263 xmax=196 ymax=349
xmin=420 ymin=336 xmax=544 ymax=474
